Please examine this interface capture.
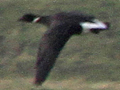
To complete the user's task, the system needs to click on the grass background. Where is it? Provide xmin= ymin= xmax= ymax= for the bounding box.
xmin=0 ymin=0 xmax=120 ymax=90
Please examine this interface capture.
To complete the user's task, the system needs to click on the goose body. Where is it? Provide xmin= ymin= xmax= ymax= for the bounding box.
xmin=19 ymin=11 xmax=110 ymax=85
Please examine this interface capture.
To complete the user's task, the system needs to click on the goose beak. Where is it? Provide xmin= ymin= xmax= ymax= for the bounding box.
xmin=18 ymin=17 xmax=24 ymax=21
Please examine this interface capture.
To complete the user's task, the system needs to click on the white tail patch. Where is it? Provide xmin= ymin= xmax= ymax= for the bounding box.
xmin=80 ymin=19 xmax=107 ymax=33
xmin=33 ymin=17 xmax=41 ymax=23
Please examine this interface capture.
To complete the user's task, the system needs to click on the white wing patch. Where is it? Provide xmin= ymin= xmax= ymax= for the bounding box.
xmin=80 ymin=19 xmax=107 ymax=33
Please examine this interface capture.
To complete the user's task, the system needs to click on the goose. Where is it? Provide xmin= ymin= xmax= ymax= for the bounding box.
xmin=19 ymin=11 xmax=110 ymax=85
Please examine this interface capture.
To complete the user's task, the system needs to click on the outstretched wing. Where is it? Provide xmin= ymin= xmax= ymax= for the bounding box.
xmin=34 ymin=23 xmax=81 ymax=85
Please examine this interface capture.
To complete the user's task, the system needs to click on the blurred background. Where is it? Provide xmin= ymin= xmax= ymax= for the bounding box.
xmin=0 ymin=0 xmax=120 ymax=90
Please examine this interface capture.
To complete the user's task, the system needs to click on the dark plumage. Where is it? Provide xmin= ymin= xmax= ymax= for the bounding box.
xmin=18 ymin=11 xmax=110 ymax=85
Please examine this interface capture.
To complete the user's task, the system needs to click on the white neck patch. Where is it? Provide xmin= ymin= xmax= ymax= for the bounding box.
xmin=33 ymin=17 xmax=41 ymax=23
xmin=80 ymin=19 xmax=107 ymax=33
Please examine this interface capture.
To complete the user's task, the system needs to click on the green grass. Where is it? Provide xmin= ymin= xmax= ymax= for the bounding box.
xmin=0 ymin=78 xmax=120 ymax=90
xmin=0 ymin=0 xmax=120 ymax=90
